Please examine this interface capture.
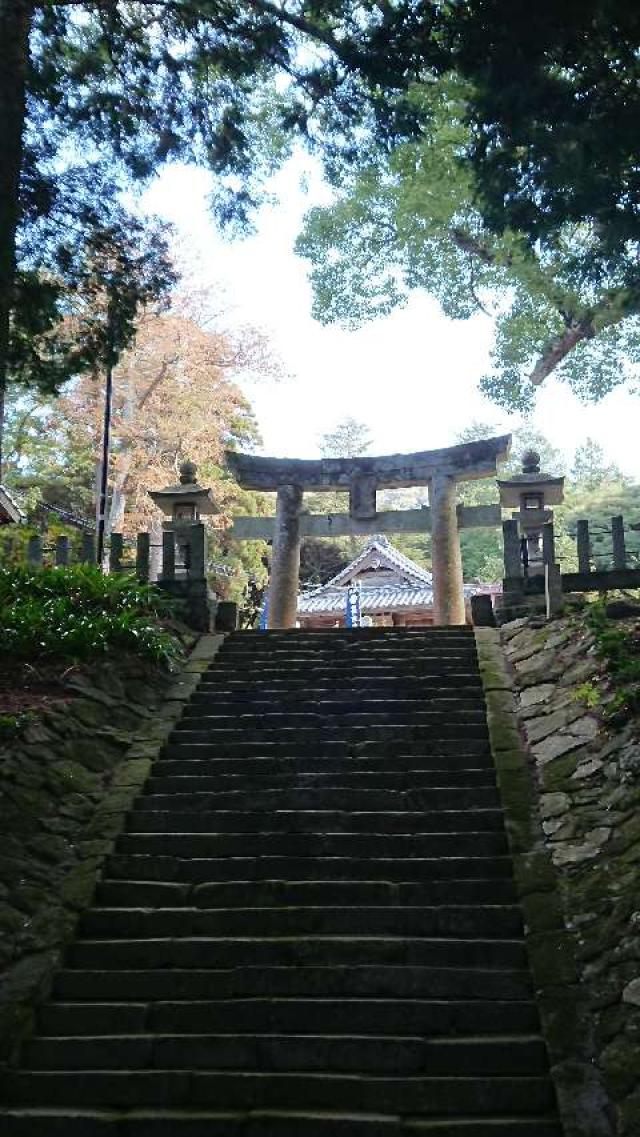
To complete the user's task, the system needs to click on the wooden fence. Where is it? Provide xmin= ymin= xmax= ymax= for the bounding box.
xmin=2 ymin=526 xmax=211 ymax=587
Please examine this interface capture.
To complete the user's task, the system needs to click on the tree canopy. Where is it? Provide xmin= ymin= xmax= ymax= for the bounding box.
xmin=295 ymin=67 xmax=640 ymax=412
xmin=0 ymin=0 xmax=366 ymax=468
xmin=2 ymin=0 xmax=639 ymax=443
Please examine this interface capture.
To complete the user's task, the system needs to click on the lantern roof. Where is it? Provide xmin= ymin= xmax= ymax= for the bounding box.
xmin=148 ymin=461 xmax=217 ymax=516
xmin=497 ymin=451 xmax=564 ymax=507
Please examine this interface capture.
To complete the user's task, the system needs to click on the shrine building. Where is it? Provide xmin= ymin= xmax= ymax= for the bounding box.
xmin=296 ymin=535 xmax=499 ymax=629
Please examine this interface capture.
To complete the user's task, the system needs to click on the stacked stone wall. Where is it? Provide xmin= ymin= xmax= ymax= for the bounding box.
xmin=0 ymin=635 xmax=223 ymax=1064
xmin=480 ymin=613 xmax=640 ymax=1136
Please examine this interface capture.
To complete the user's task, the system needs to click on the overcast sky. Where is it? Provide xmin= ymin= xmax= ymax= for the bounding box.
xmin=144 ymin=160 xmax=640 ymax=478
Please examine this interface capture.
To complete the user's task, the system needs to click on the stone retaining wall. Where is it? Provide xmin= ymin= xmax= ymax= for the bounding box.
xmin=0 ymin=634 xmax=224 ymax=1064
xmin=478 ymin=614 xmax=640 ymax=1136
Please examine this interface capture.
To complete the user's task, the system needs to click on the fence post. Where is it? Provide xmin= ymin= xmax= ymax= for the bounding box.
xmin=612 ymin=515 xmax=627 ymax=570
xmin=161 ymin=530 xmax=176 ymax=580
xmin=545 ymin=563 xmax=563 ymax=618
xmin=55 ymin=536 xmax=70 ymax=567
xmin=542 ymin=522 xmax=556 ymax=566
xmin=109 ymin=533 xmax=124 ymax=574
xmin=188 ymin=523 xmax=207 ymax=578
xmin=27 ymin=535 xmax=43 ymax=566
xmin=136 ymin=532 xmax=150 ymax=582
xmin=576 ymin=520 xmax=591 ymax=574
xmin=79 ymin=532 xmax=95 ymax=564
xmin=502 ymin=519 xmax=522 ymax=578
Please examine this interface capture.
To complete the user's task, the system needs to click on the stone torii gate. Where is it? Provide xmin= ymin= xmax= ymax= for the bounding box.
xmin=227 ymin=435 xmax=511 ymax=628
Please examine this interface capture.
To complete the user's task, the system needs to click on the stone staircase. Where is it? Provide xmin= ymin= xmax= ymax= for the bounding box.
xmin=2 ymin=627 xmax=562 ymax=1134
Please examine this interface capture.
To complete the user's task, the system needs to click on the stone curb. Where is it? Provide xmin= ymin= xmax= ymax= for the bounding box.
xmin=474 ymin=628 xmax=614 ymax=1137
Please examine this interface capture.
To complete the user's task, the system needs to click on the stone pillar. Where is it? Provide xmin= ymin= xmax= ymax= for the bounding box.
xmin=612 ymin=515 xmax=626 ymax=570
xmin=502 ymin=520 xmax=522 ymax=578
xmin=55 ymin=536 xmax=70 ymax=567
xmin=542 ymin=522 xmax=556 ymax=566
xmin=576 ymin=520 xmax=591 ymax=574
xmin=109 ymin=533 xmax=124 ymax=574
xmin=268 ymin=484 xmax=303 ymax=629
xmin=161 ymin=530 xmax=176 ymax=580
xmin=429 ymin=473 xmax=466 ymax=626
xmin=136 ymin=533 xmax=150 ymax=582
xmin=27 ymin=535 xmax=43 ymax=566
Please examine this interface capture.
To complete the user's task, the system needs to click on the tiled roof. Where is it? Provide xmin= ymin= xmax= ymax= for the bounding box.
xmin=325 ymin=535 xmax=433 ymax=589
xmin=298 ymin=585 xmax=434 ymax=615
xmin=0 ymin=484 xmax=27 ymax=523
xmin=298 ymin=579 xmax=497 ymax=615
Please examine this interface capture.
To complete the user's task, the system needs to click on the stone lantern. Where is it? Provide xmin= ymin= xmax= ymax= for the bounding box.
xmin=497 ymin=450 xmax=564 ymax=576
xmin=148 ymin=460 xmax=216 ymax=577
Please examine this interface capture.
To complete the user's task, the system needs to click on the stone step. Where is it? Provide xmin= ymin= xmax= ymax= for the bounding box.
xmin=196 ymin=679 xmax=484 ymax=695
xmin=94 ymin=878 xmax=517 ymax=910
xmin=3 ymin=1064 xmax=557 ymax=1109
xmin=126 ymin=808 xmax=504 ymax=833
xmin=26 ymin=1030 xmax=548 ymax=1077
xmin=205 ymin=654 xmax=478 ymax=666
xmin=170 ymin=725 xmax=490 ymax=745
xmin=68 ymin=936 xmax=529 ymax=971
xmin=230 ymin=642 xmax=478 ymax=650
xmin=189 ymin=691 xmax=486 ymax=706
xmin=217 ymin=640 xmax=477 ymax=652
xmin=53 ymin=963 xmax=530 ymax=1002
xmin=220 ymin=634 xmax=476 ymax=647
xmin=161 ymin=741 xmax=493 ymax=762
xmin=114 ymin=832 xmax=508 ymax=860
xmin=218 ymin=645 xmax=478 ymax=657
xmin=2 ymin=624 xmax=561 ymax=1136
xmin=186 ymin=698 xmax=487 ymax=715
xmin=232 ymin=628 xmax=475 ymax=636
xmin=81 ymin=904 xmax=522 ymax=940
xmin=149 ymin=762 xmax=498 ymax=787
xmin=0 ymin=1107 xmax=564 ymax=1136
xmin=25 ymin=1027 xmax=545 ymax=1068
xmin=208 ymin=652 xmax=478 ymax=664
xmin=204 ymin=665 xmax=480 ymax=680
xmin=122 ymin=787 xmax=500 ymax=814
xmin=218 ymin=645 xmax=477 ymax=654
xmin=105 ymin=854 xmax=514 ymax=884
xmin=178 ymin=711 xmax=488 ymax=729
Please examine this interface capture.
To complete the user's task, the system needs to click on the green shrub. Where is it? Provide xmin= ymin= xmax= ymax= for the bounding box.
xmin=586 ymin=600 xmax=640 ymax=720
xmin=0 ymin=565 xmax=181 ymax=667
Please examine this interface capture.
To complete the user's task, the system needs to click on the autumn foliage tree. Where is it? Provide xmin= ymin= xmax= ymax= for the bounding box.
xmin=6 ymin=304 xmax=278 ymax=596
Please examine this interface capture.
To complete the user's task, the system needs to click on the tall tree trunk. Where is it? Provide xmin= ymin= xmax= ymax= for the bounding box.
xmin=0 ymin=0 xmax=31 ymax=477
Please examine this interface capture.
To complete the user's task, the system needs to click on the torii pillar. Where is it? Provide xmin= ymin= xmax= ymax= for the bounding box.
xmin=268 ymin=484 xmax=303 ymax=629
xmin=430 ymin=473 xmax=466 ymax=625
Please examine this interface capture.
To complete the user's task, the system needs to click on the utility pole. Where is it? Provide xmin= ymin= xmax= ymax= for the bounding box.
xmin=96 ymin=309 xmax=115 ymax=568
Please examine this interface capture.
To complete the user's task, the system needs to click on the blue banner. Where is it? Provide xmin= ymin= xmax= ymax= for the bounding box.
xmin=259 ymin=594 xmax=269 ymax=630
xmin=345 ymin=583 xmax=361 ymax=628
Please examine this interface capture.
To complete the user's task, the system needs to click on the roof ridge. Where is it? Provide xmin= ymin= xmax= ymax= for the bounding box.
xmin=323 ymin=536 xmax=432 ymax=589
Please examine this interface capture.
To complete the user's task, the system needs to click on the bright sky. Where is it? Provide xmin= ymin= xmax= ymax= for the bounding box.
xmin=144 ymin=161 xmax=640 ymax=478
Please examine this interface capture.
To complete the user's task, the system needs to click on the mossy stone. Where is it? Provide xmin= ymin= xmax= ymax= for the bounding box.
xmin=46 ymin=761 xmax=100 ymax=797
xmin=601 ymin=1032 xmax=640 ymax=1099
xmin=512 ymin=850 xmax=557 ymax=895
xmin=488 ymin=716 xmax=523 ymax=752
xmin=527 ymin=930 xmax=579 ymax=987
xmin=0 ymin=905 xmax=26 ymax=935
xmin=59 ymin=862 xmax=100 ymax=910
xmin=522 ymin=890 xmax=566 ymax=934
